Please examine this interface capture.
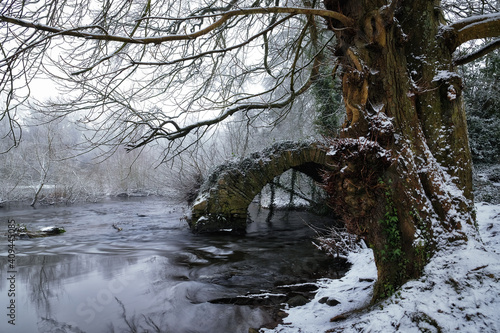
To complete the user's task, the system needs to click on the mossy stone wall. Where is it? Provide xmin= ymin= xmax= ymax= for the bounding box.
xmin=190 ymin=141 xmax=329 ymax=233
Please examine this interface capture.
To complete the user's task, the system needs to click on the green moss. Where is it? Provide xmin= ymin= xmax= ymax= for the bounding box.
xmin=377 ymin=179 xmax=408 ymax=298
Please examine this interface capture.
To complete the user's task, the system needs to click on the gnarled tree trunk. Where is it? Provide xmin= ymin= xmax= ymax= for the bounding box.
xmin=322 ymin=0 xmax=475 ymax=301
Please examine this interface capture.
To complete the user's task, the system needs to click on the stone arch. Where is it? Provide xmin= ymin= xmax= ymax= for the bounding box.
xmin=189 ymin=141 xmax=330 ymax=233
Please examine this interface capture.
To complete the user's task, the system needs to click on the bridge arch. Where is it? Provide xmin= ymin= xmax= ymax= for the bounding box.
xmin=189 ymin=141 xmax=330 ymax=233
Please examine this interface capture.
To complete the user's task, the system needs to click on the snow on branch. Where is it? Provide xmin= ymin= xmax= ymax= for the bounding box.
xmin=454 ymin=38 xmax=500 ymax=66
xmin=450 ymin=12 xmax=500 ymax=31
xmin=448 ymin=12 xmax=500 ymax=49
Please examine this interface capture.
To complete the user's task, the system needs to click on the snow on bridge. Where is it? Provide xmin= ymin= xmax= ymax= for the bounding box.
xmin=189 ymin=140 xmax=332 ymax=233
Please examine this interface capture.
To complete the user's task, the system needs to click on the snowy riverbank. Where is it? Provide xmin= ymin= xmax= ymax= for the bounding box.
xmin=264 ymin=202 xmax=500 ymax=332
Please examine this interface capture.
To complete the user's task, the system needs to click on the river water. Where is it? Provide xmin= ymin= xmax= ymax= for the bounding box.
xmin=0 ymin=197 xmax=345 ymax=333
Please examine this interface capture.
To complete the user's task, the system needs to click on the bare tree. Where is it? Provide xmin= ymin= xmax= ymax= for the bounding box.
xmin=29 ymin=126 xmax=54 ymax=206
xmin=19 ymin=116 xmax=66 ymax=206
xmin=1 ymin=0 xmax=500 ymax=300
xmin=0 ymin=1 xmax=347 ymax=154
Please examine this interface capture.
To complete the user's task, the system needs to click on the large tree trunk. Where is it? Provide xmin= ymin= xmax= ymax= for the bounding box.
xmin=323 ymin=0 xmax=476 ymax=301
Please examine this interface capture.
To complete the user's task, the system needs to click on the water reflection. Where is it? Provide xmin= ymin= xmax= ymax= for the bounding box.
xmin=0 ymin=197 xmax=343 ymax=333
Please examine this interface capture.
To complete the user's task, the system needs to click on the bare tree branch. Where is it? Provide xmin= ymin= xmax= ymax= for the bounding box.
xmin=129 ymin=14 xmax=295 ymax=67
xmin=454 ymin=38 xmax=500 ymax=65
xmin=0 ymin=0 xmax=347 ymax=155
xmin=0 ymin=7 xmax=353 ymax=45
xmin=3 ymin=0 xmax=498 ymax=158
xmin=125 ymin=65 xmax=318 ymax=150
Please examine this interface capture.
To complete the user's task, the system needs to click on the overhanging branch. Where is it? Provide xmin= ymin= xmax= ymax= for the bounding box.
xmin=448 ymin=12 xmax=500 ymax=49
xmin=126 ymin=100 xmax=290 ymax=150
xmin=0 ymin=7 xmax=354 ymax=45
xmin=125 ymin=58 xmax=322 ymax=150
xmin=451 ymin=12 xmax=500 ymax=31
xmin=130 ymin=14 xmax=294 ymax=67
xmin=454 ymin=38 xmax=500 ymax=66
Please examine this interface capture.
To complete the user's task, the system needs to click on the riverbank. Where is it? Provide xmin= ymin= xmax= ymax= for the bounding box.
xmin=263 ymin=201 xmax=500 ymax=332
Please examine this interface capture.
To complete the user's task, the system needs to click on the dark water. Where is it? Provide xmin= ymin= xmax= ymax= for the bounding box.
xmin=0 ymin=197 xmax=343 ymax=333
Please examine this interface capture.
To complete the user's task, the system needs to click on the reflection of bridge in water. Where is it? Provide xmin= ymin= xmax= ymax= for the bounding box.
xmin=189 ymin=141 xmax=332 ymax=233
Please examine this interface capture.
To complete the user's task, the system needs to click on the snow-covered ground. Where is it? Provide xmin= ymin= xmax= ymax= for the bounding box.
xmin=263 ymin=202 xmax=500 ymax=333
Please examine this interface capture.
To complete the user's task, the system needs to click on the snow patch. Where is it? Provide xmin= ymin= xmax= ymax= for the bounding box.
xmin=263 ymin=249 xmax=377 ymax=333
xmin=433 ymin=70 xmax=460 ymax=82
xmin=264 ymin=203 xmax=500 ymax=333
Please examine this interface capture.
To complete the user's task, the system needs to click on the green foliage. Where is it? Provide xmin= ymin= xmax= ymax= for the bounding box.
xmin=377 ymin=179 xmax=408 ymax=298
xmin=381 ymin=283 xmax=396 ymax=299
xmin=462 ymin=50 xmax=500 ymax=164
xmin=312 ymin=66 xmax=344 ymax=135
xmin=379 ymin=181 xmax=403 ymax=262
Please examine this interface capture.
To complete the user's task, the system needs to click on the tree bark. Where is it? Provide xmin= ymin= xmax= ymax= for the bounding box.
xmin=323 ymin=0 xmax=476 ymax=301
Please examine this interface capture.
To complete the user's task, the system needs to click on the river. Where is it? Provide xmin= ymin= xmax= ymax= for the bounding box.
xmin=0 ymin=197 xmax=346 ymax=333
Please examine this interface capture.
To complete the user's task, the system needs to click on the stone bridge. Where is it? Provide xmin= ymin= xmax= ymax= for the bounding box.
xmin=189 ymin=141 xmax=331 ymax=233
